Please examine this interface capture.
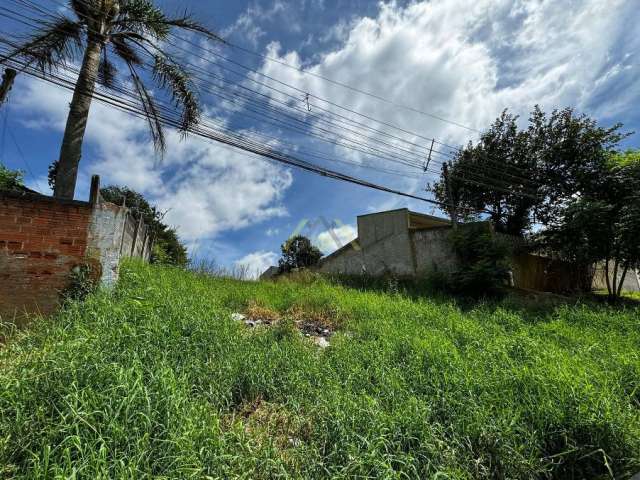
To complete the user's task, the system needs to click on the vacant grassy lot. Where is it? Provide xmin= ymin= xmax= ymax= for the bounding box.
xmin=1 ymin=260 xmax=639 ymax=479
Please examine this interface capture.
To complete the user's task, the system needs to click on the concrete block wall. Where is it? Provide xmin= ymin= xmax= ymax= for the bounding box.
xmin=87 ymin=200 xmax=129 ymax=286
xmin=411 ymin=227 xmax=458 ymax=276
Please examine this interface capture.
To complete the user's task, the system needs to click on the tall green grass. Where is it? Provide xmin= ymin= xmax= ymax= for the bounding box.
xmin=1 ymin=259 xmax=639 ymax=478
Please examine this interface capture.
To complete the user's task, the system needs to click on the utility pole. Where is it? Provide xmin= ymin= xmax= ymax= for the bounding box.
xmin=443 ymin=162 xmax=458 ymax=229
xmin=423 ymin=139 xmax=434 ymax=172
xmin=0 ymin=68 xmax=17 ymax=107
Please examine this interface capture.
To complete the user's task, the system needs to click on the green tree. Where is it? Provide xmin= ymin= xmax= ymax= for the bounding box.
xmin=530 ymin=107 xmax=628 ymax=226
xmin=278 ymin=235 xmax=322 ymax=273
xmin=431 ymin=110 xmax=538 ymax=236
xmin=541 ymin=151 xmax=640 ymax=299
xmin=1 ymin=0 xmax=221 ymax=199
xmin=0 ymin=164 xmax=24 ymax=191
xmin=431 ymin=107 xmax=633 ymax=295
xmin=99 ymin=185 xmax=188 ymax=267
xmin=432 ymin=107 xmax=627 ymax=238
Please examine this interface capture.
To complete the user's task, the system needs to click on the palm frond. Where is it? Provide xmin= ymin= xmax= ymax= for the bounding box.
xmin=69 ymin=0 xmax=90 ymax=21
xmin=152 ymin=54 xmax=200 ymax=135
xmin=160 ymin=15 xmax=225 ymax=43
xmin=116 ymin=0 xmax=169 ymax=38
xmin=97 ymin=49 xmax=117 ymax=88
xmin=115 ymin=1 xmax=223 ymax=43
xmin=127 ymin=62 xmax=166 ymax=153
xmin=111 ymin=37 xmax=143 ymax=65
xmin=0 ymin=16 xmax=83 ymax=72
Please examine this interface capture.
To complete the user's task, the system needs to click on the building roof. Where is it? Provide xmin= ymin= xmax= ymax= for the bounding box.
xmin=356 ymin=208 xmax=451 ymax=230
xmin=259 ymin=265 xmax=280 ymax=280
xmin=407 ymin=210 xmax=451 ymax=229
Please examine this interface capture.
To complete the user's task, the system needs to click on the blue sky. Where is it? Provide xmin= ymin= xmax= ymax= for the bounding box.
xmin=1 ymin=0 xmax=639 ymax=276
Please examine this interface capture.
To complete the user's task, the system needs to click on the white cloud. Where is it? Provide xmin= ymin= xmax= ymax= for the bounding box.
xmin=315 ymin=223 xmax=357 ymax=254
xmin=234 ymin=250 xmax=279 ymax=279
xmin=13 ymin=76 xmax=293 ymax=244
xmin=222 ymin=1 xmax=287 ymax=47
xmin=252 ymin=0 xmax=639 ymax=167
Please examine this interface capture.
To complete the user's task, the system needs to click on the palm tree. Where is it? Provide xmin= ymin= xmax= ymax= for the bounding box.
xmin=1 ymin=0 xmax=220 ymax=199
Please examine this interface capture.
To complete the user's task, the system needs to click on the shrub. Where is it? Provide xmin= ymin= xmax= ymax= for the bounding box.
xmin=0 ymin=164 xmax=24 ymax=191
xmin=443 ymin=223 xmax=512 ymax=297
xmin=61 ymin=263 xmax=99 ymax=302
xmin=278 ymin=235 xmax=322 ymax=273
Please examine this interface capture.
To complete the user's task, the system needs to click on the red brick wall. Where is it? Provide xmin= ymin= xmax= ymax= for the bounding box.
xmin=0 ymin=191 xmax=93 ymax=322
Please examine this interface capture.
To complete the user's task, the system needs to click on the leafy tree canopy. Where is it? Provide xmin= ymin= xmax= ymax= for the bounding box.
xmin=100 ymin=185 xmax=188 ymax=267
xmin=0 ymin=164 xmax=25 ymax=191
xmin=540 ymin=151 xmax=640 ymax=298
xmin=431 ymin=107 xmax=628 ymax=237
xmin=432 ymin=106 xmax=636 ymax=298
xmin=278 ymin=235 xmax=322 ymax=273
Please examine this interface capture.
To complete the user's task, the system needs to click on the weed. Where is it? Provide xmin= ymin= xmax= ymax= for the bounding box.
xmin=0 ymin=259 xmax=638 ymax=478
xmin=244 ymin=301 xmax=281 ymax=325
xmin=61 ymin=262 xmax=99 ymax=302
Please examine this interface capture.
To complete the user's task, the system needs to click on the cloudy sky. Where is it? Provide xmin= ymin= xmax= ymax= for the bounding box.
xmin=1 ymin=0 xmax=638 ymax=276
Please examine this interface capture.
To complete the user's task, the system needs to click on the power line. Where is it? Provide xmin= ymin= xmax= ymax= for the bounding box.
xmin=0 ymin=31 xmax=540 ymax=204
xmin=2 ymin=53 xmax=478 ymax=213
xmin=34 ymin=46 xmax=541 ymax=199
xmin=0 ymin=2 xmax=454 ymax=170
xmin=3 ymin=0 xmax=541 ymax=186
xmin=0 ymin=3 xmax=540 ymax=206
xmin=41 ymin=0 xmax=480 ymax=134
xmin=33 ymin=0 xmax=470 ymax=150
xmin=162 ymin=34 xmax=543 ymax=182
xmin=224 ymin=40 xmax=482 ymax=133
xmin=6 ymin=0 xmax=543 ymax=189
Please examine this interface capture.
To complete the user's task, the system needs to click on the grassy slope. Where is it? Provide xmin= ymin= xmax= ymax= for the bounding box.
xmin=1 ymin=260 xmax=639 ymax=479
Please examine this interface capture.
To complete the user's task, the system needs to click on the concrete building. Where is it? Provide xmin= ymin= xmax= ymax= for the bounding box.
xmin=261 ymin=207 xmax=640 ymax=294
xmin=259 ymin=265 xmax=279 ymax=281
xmin=318 ymin=208 xmax=459 ymax=277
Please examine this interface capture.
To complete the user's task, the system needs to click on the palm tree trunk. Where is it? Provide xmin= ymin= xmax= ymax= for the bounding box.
xmin=53 ymin=38 xmax=102 ymax=199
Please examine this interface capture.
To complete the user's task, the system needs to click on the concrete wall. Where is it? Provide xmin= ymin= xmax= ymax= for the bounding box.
xmin=320 ymin=217 xmax=456 ymax=278
xmin=357 ymin=209 xmax=409 ymax=247
xmin=592 ymin=263 xmax=640 ymax=292
xmin=355 ymin=209 xmax=416 ymax=275
xmin=87 ymin=201 xmax=152 ymax=286
xmin=319 ymin=209 xmax=636 ymax=294
xmin=411 ymin=227 xmax=458 ymax=276
xmin=87 ymin=200 xmax=128 ymax=286
xmin=1 ymin=178 xmax=152 ymax=322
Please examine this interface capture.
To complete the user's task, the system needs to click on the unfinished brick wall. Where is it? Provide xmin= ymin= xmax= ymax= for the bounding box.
xmin=0 ymin=191 xmax=94 ymax=321
xmin=1 ymin=176 xmax=153 ymax=323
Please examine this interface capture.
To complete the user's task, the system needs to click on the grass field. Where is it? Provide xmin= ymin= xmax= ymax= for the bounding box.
xmin=1 ymin=260 xmax=639 ymax=479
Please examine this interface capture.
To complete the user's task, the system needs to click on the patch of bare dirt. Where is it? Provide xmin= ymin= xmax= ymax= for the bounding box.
xmin=222 ymin=396 xmax=312 ymax=451
xmin=231 ymin=303 xmax=343 ymax=348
